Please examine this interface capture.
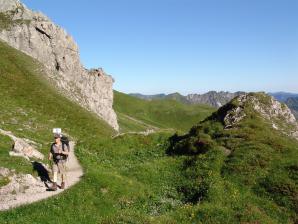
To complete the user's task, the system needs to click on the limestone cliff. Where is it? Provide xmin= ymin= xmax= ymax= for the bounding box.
xmin=0 ymin=0 xmax=119 ymax=130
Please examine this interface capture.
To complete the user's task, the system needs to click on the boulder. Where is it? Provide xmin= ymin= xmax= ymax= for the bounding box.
xmin=0 ymin=129 xmax=44 ymax=160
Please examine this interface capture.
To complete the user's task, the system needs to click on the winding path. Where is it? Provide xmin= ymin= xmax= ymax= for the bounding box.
xmin=0 ymin=142 xmax=83 ymax=211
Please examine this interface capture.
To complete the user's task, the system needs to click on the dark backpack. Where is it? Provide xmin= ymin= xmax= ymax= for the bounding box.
xmin=61 ymin=135 xmax=70 ymax=159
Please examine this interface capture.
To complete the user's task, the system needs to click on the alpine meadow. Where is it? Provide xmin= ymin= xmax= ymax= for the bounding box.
xmin=0 ymin=0 xmax=297 ymax=224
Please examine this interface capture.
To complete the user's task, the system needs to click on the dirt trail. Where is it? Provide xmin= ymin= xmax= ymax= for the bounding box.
xmin=0 ymin=142 xmax=83 ymax=211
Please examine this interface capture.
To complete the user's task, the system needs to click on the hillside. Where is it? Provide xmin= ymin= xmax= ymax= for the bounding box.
xmin=167 ymin=93 xmax=298 ymax=223
xmin=1 ymin=41 xmax=298 ymax=223
xmin=130 ymin=92 xmax=190 ymax=104
xmin=0 ymin=41 xmax=218 ymax=223
xmin=130 ymin=91 xmax=244 ymax=108
xmin=1 ymin=1 xmax=297 ymax=223
xmin=115 ymin=91 xmax=214 ymax=133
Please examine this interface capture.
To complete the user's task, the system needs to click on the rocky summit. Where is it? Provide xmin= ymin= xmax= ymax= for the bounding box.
xmin=209 ymin=92 xmax=298 ymax=139
xmin=0 ymin=0 xmax=119 ymax=130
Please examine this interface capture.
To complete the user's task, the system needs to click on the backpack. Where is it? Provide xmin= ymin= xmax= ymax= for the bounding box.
xmin=61 ymin=135 xmax=70 ymax=160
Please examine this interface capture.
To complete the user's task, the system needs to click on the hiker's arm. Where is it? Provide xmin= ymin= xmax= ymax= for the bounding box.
xmin=61 ymin=150 xmax=69 ymax=155
xmin=61 ymin=146 xmax=70 ymax=155
xmin=48 ymin=152 xmax=52 ymax=160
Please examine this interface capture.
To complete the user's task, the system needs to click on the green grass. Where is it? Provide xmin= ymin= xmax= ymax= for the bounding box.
xmin=0 ymin=40 xmax=215 ymax=223
xmin=0 ymin=134 xmax=34 ymax=175
xmin=116 ymin=112 xmax=151 ymax=133
xmin=1 ymin=38 xmax=296 ymax=223
xmin=114 ymin=91 xmax=214 ymax=133
xmin=0 ymin=176 xmax=9 ymax=188
xmin=167 ymin=95 xmax=298 ymax=223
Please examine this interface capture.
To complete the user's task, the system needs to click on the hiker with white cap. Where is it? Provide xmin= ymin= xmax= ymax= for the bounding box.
xmin=48 ymin=130 xmax=70 ymax=191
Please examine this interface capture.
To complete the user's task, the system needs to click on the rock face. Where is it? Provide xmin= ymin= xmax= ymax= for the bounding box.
xmin=186 ymin=91 xmax=244 ymax=108
xmin=210 ymin=92 xmax=298 ymax=140
xmin=0 ymin=0 xmax=119 ymax=130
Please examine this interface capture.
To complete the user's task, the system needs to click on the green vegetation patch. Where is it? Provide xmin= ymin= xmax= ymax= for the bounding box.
xmin=0 ymin=40 xmax=213 ymax=223
xmin=1 ymin=38 xmax=296 ymax=223
xmin=0 ymin=134 xmax=34 ymax=175
xmin=0 ymin=176 xmax=9 ymax=188
xmin=114 ymin=91 xmax=215 ymax=133
xmin=167 ymin=103 xmax=298 ymax=223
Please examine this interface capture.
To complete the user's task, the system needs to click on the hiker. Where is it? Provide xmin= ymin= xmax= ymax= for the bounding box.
xmin=48 ymin=133 xmax=70 ymax=191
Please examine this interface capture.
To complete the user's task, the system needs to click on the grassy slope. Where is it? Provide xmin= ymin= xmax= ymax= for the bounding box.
xmin=114 ymin=91 xmax=214 ymax=133
xmin=1 ymin=38 xmax=297 ymax=224
xmin=167 ymin=95 xmax=298 ymax=223
xmin=0 ymin=41 xmax=215 ymax=223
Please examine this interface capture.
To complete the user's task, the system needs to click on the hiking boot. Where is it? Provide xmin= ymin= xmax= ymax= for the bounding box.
xmin=61 ymin=182 xmax=65 ymax=189
xmin=50 ymin=182 xmax=57 ymax=191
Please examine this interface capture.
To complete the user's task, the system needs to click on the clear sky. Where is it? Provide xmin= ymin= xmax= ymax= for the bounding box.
xmin=22 ymin=0 xmax=298 ymax=94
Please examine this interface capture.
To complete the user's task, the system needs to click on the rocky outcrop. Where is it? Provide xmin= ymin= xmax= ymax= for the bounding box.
xmin=0 ymin=0 xmax=119 ymax=130
xmin=0 ymin=168 xmax=46 ymax=210
xmin=210 ymin=93 xmax=298 ymax=140
xmin=0 ymin=129 xmax=44 ymax=160
xmin=0 ymin=172 xmax=45 ymax=196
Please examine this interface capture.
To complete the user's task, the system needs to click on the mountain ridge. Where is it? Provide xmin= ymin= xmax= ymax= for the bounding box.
xmin=130 ymin=91 xmax=298 ymax=117
xmin=269 ymin=92 xmax=298 ymax=102
xmin=286 ymin=97 xmax=298 ymax=119
xmin=130 ymin=91 xmax=245 ymax=108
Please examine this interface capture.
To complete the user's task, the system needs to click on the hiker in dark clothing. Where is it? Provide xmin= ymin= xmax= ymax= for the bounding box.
xmin=48 ymin=133 xmax=70 ymax=191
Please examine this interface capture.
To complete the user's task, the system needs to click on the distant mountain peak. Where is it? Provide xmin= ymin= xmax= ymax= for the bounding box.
xmin=130 ymin=91 xmax=245 ymax=108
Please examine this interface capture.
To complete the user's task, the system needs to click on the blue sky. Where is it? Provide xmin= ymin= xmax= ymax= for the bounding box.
xmin=22 ymin=0 xmax=298 ymax=94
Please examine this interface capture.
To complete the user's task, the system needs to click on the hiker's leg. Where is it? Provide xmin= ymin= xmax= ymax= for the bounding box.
xmin=50 ymin=163 xmax=58 ymax=190
xmin=52 ymin=163 xmax=58 ymax=183
xmin=58 ymin=162 xmax=66 ymax=189
xmin=53 ymin=171 xmax=58 ymax=182
xmin=61 ymin=173 xmax=66 ymax=182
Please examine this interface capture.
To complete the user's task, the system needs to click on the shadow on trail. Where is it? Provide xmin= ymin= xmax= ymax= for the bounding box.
xmin=32 ymin=161 xmax=51 ymax=184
